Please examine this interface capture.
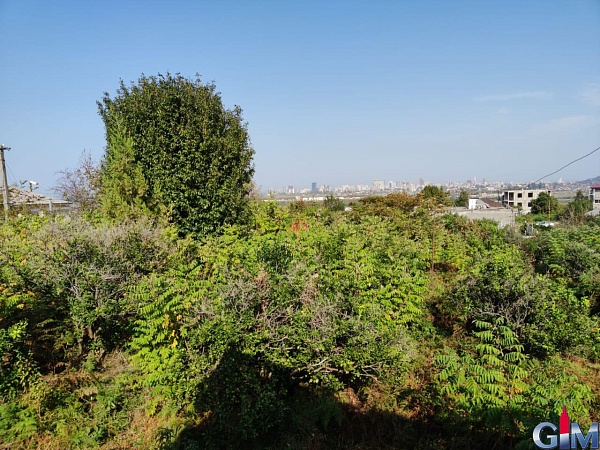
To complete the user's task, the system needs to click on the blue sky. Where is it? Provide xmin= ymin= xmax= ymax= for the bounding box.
xmin=1 ymin=1 xmax=599 ymax=193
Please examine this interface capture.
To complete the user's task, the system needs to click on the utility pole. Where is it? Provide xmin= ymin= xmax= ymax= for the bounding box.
xmin=0 ymin=144 xmax=11 ymax=221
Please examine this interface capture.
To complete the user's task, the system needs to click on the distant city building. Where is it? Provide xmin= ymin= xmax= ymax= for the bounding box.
xmin=267 ymin=177 xmax=591 ymax=202
xmin=372 ymin=179 xmax=385 ymax=191
xmin=502 ymin=189 xmax=550 ymax=213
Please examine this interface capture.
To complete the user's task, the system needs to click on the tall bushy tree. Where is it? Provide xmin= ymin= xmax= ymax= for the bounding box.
xmin=561 ymin=190 xmax=592 ymax=224
xmin=454 ymin=189 xmax=469 ymax=207
xmin=421 ymin=185 xmax=451 ymax=206
xmin=530 ymin=191 xmax=559 ymax=215
xmin=98 ymin=73 xmax=255 ymax=237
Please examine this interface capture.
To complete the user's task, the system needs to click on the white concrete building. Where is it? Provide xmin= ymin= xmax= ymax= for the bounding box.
xmin=502 ymin=189 xmax=550 ymax=214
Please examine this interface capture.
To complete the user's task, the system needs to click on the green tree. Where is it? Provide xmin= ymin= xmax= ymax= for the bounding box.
xmin=561 ymin=190 xmax=592 ymax=224
xmin=454 ymin=189 xmax=469 ymax=207
xmin=323 ymin=194 xmax=345 ymax=212
xmin=530 ymin=192 xmax=559 ymax=215
xmin=100 ymin=118 xmax=151 ymax=219
xmin=98 ymin=73 xmax=255 ymax=237
xmin=421 ymin=185 xmax=451 ymax=206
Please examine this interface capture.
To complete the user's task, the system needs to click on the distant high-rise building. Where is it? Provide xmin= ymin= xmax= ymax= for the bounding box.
xmin=419 ymin=178 xmax=425 ymax=186
xmin=372 ymin=179 xmax=385 ymax=191
xmin=311 ymin=182 xmax=317 ymax=193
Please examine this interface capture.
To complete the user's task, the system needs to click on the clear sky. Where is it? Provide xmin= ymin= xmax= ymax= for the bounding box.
xmin=1 ymin=0 xmax=599 ymax=193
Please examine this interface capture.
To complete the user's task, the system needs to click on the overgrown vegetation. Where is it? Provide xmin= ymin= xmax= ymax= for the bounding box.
xmin=1 ymin=198 xmax=600 ymax=449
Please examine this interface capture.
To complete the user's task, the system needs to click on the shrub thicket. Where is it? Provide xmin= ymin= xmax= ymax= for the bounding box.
xmin=1 ymin=197 xmax=599 ymax=448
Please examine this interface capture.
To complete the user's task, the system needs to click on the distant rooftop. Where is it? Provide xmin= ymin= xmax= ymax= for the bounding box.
xmin=479 ymin=198 xmax=503 ymax=208
xmin=7 ymin=186 xmax=70 ymax=207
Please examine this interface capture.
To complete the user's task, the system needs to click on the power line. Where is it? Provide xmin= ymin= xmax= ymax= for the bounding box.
xmin=6 ymin=163 xmax=18 ymax=185
xmin=529 ymin=145 xmax=600 ymax=187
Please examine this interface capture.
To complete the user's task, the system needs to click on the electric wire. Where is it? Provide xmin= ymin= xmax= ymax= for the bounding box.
xmin=529 ymin=145 xmax=600 ymax=187
xmin=6 ymin=163 xmax=18 ymax=186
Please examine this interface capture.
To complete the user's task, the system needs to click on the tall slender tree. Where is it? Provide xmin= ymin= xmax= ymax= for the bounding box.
xmin=100 ymin=117 xmax=150 ymax=219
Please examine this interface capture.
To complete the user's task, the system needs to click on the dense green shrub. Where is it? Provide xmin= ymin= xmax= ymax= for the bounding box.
xmin=128 ymin=205 xmax=429 ymax=446
xmin=0 ymin=215 xmax=174 ymax=374
xmin=98 ymin=73 xmax=255 ymax=237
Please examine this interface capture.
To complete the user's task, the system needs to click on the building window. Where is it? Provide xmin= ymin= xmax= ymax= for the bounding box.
xmin=517 ymin=202 xmax=522 ymax=207
xmin=517 ymin=193 xmax=523 ymax=198
xmin=528 ymin=202 xmax=532 ymax=207
xmin=528 ymin=192 xmax=533 ymax=198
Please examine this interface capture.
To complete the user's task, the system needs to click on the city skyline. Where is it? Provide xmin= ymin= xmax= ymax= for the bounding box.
xmin=266 ymin=172 xmax=597 ymax=196
xmin=1 ymin=1 xmax=599 ymax=194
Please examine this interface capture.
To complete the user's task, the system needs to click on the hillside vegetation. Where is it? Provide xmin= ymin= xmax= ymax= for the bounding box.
xmin=1 ymin=194 xmax=600 ymax=449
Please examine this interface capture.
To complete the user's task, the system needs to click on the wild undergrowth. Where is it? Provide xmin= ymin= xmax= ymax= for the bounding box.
xmin=1 ymin=198 xmax=599 ymax=449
